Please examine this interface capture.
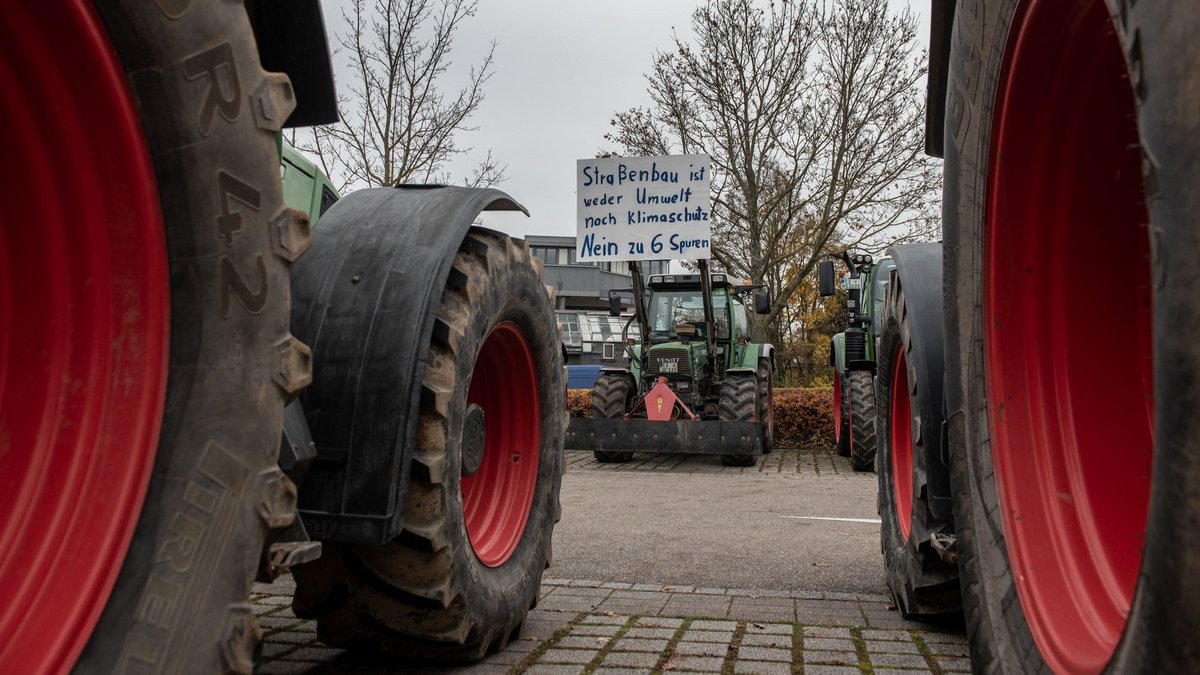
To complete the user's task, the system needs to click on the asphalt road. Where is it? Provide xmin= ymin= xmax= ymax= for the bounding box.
xmin=549 ymin=449 xmax=887 ymax=595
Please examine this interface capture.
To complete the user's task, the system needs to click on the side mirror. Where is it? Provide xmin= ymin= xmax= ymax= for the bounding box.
xmin=609 ymin=295 xmax=623 ymax=316
xmin=817 ymin=260 xmax=836 ymax=297
xmin=753 ymin=290 xmax=771 ymax=315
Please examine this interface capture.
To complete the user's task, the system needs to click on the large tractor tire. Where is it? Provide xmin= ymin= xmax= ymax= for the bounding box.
xmin=1 ymin=3 xmax=303 ymax=673
xmin=591 ymin=372 xmax=635 ymax=463
xmin=942 ymin=1 xmax=1199 ymax=671
xmin=834 ymin=371 xmax=851 ymax=457
xmin=847 ymin=371 xmax=877 ymax=472
xmin=757 ymin=358 xmax=775 ymax=452
xmin=292 ymin=229 xmax=563 ymax=660
xmin=720 ymin=374 xmax=759 ymax=467
xmin=875 ymin=270 xmax=960 ymax=620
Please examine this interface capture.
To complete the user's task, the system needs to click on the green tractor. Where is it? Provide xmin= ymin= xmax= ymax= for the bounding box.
xmin=820 ymin=252 xmax=895 ymax=472
xmin=566 ymin=262 xmax=774 ymax=467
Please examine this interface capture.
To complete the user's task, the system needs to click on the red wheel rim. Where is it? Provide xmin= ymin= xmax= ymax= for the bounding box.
xmin=889 ymin=347 xmax=913 ymax=541
xmin=984 ymin=1 xmax=1152 ymax=671
xmin=461 ymin=322 xmax=541 ymax=567
xmin=0 ymin=3 xmax=168 ymax=673
xmin=833 ymin=372 xmax=843 ymax=442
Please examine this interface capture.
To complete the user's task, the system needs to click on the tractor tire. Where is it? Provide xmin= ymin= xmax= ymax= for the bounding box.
xmin=757 ymin=358 xmax=775 ymax=452
xmin=292 ymin=229 xmax=563 ymax=660
xmin=847 ymin=371 xmax=877 ymax=472
xmin=942 ymin=1 xmax=1199 ymax=672
xmin=720 ymin=374 xmax=759 ymax=467
xmin=2 ymin=4 xmax=304 ymax=673
xmin=875 ymin=278 xmax=960 ymax=620
xmin=591 ymin=372 xmax=635 ymax=463
xmin=834 ymin=371 xmax=851 ymax=457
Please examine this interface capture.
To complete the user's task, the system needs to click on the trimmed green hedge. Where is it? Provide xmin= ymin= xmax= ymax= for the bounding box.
xmin=566 ymin=387 xmax=834 ymax=449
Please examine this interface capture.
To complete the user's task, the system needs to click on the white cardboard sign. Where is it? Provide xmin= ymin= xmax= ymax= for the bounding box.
xmin=575 ymin=154 xmax=712 ymax=262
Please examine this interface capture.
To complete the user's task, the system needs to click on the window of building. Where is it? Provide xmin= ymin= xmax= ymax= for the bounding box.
xmin=531 ymin=247 xmax=559 ymax=265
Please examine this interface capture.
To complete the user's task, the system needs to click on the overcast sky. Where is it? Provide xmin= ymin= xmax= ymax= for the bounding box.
xmin=315 ymin=0 xmax=932 ymax=240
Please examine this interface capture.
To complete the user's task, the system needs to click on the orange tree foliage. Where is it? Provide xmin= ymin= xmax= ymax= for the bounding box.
xmin=565 ymin=387 xmax=834 ymax=449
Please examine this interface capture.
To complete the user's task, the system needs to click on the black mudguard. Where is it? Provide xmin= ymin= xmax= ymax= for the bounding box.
xmin=291 ymin=185 xmax=526 ymax=544
xmin=248 ymin=0 xmax=339 ymax=127
xmin=887 ymin=243 xmax=953 ymax=523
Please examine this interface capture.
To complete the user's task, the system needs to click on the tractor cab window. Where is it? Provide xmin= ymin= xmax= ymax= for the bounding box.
xmin=732 ymin=297 xmax=748 ymax=337
xmin=647 ymin=289 xmax=729 ymax=340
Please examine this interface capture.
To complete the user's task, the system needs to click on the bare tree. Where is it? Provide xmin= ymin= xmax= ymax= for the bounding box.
xmin=300 ymin=0 xmax=506 ymax=191
xmin=607 ymin=0 xmax=938 ymax=344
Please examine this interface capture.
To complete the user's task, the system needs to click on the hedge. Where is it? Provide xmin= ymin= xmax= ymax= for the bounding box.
xmin=565 ymin=387 xmax=834 ymax=449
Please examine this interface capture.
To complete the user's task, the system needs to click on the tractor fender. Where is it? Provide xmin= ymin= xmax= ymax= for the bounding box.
xmin=736 ymin=342 xmax=774 ymax=368
xmin=291 ymin=185 xmax=527 ymax=544
xmin=599 ymin=367 xmax=633 ymax=375
xmin=247 ymin=0 xmax=338 ymax=127
xmin=885 ymin=242 xmax=952 ymax=523
xmin=725 ymin=367 xmax=757 ymax=376
xmin=830 ymin=332 xmax=846 ymax=372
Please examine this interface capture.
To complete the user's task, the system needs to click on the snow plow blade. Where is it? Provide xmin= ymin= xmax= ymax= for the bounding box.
xmin=565 ymin=418 xmax=763 ymax=455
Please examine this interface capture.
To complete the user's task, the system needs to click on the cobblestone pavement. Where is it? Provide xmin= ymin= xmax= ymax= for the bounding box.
xmin=255 ymin=447 xmax=967 ymax=673
xmin=253 ymin=576 xmax=967 ymax=674
xmin=563 ymin=448 xmax=866 ymax=477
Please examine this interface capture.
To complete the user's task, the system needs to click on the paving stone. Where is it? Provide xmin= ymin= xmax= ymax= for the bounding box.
xmin=525 ymin=665 xmax=587 ymax=675
xmin=593 ymin=668 xmax=653 ymax=675
xmin=744 ymin=622 xmax=794 ymax=635
xmin=869 ymin=652 xmax=929 ymax=668
xmin=739 ymin=632 xmax=793 ymax=649
xmin=623 ymin=626 xmax=678 ymax=640
xmin=581 ymin=614 xmax=630 ymax=625
xmin=280 ymin=647 xmax=346 ymax=662
xmin=860 ymin=629 xmax=912 ymax=642
xmin=802 ymin=626 xmax=853 ymax=639
xmin=735 ymin=646 xmax=792 ymax=662
xmin=266 ymin=630 xmax=316 ymax=645
xmin=258 ymin=594 xmax=293 ymax=605
xmin=662 ymin=585 xmax=695 ymax=593
xmin=256 ymin=661 xmax=315 ymax=675
xmin=678 ymin=630 xmax=735 ymax=644
xmin=636 ymin=616 xmax=684 ymax=628
xmin=557 ymin=635 xmax=612 ymax=649
xmin=921 ymin=631 xmax=968 ymax=644
xmin=802 ymin=637 xmax=857 ymax=652
xmin=670 ymin=639 xmax=726 ymax=656
xmin=663 ymin=595 xmax=733 ymax=616
xmin=927 ymin=641 xmax=970 ymax=658
xmin=671 ymin=655 xmax=727 ymax=672
xmin=802 ymin=649 xmax=859 ymax=665
xmin=571 ymin=623 xmax=623 ymax=637
xmin=612 ymin=637 xmax=671 ymax=653
xmin=689 ymin=619 xmax=738 ymax=631
xmin=865 ymin=639 xmax=922 ymax=655
xmin=823 ymin=591 xmax=859 ymax=601
xmin=261 ymin=642 xmax=296 ymax=659
xmin=695 ymin=587 xmax=728 ymax=595
xmin=793 ymin=590 xmax=827 ymax=600
xmin=802 ymin=663 xmax=863 ymax=674
xmin=568 ymin=579 xmax=603 ymax=587
xmin=601 ymin=650 xmax=662 ymax=668
xmin=630 ymin=583 xmax=664 ymax=592
xmin=540 ymin=648 xmax=599 ymax=665
xmin=937 ymin=656 xmax=973 ymax=672
xmin=732 ymin=660 xmax=794 ymax=675
xmin=601 ymin=582 xmax=634 ymax=590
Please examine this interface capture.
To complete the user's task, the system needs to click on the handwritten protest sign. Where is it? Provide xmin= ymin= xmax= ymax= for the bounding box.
xmin=575 ymin=154 xmax=712 ymax=262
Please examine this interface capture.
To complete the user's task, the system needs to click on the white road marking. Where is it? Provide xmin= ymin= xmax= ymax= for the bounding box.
xmin=782 ymin=516 xmax=881 ymax=524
